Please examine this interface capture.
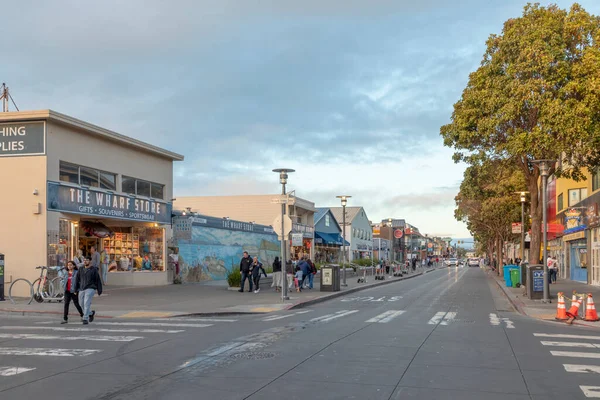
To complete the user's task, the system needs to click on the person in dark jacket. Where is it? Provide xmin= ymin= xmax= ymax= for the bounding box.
xmin=75 ymin=257 xmax=103 ymax=325
xmin=306 ymin=259 xmax=317 ymax=289
xmin=271 ymin=257 xmax=282 ymax=292
xmin=297 ymin=258 xmax=311 ymax=291
xmin=239 ymin=251 xmax=253 ymax=293
xmin=251 ymin=257 xmax=267 ymax=293
xmin=61 ymin=260 xmax=84 ymax=324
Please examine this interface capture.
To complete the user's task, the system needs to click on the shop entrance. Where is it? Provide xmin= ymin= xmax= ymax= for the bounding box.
xmin=79 ymin=237 xmax=99 ymax=258
xmin=570 ymin=241 xmax=588 ymax=282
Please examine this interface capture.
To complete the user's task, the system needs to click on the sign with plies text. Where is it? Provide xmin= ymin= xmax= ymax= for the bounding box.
xmin=0 ymin=121 xmax=46 ymax=157
xmin=47 ymin=181 xmax=172 ymax=224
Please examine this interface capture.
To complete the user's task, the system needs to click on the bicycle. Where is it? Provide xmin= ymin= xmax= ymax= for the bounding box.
xmin=8 ymin=266 xmax=65 ymax=305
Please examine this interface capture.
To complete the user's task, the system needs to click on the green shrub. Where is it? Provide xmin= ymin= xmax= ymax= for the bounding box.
xmin=354 ymin=258 xmax=376 ymax=267
xmin=226 ymin=269 xmax=241 ymax=287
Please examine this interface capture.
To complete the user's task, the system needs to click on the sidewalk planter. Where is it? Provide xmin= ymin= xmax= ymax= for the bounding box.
xmin=226 ymin=269 xmax=241 ymax=290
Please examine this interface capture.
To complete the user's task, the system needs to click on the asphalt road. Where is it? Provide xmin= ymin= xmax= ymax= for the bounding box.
xmin=1 ymin=267 xmax=599 ymax=399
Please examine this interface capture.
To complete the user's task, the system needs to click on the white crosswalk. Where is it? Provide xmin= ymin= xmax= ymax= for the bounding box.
xmin=428 ymin=311 xmax=457 ymax=326
xmin=0 ymin=367 xmax=35 ymax=376
xmin=310 ymin=310 xmax=359 ymax=322
xmin=535 ymin=332 xmax=600 ymax=398
xmin=366 ymin=310 xmax=405 ymax=323
xmin=489 ymin=313 xmax=515 ymax=328
xmin=262 ymin=310 xmax=312 ymax=321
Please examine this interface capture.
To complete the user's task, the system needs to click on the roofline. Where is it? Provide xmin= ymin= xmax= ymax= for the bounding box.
xmin=0 ymin=110 xmax=184 ymax=161
xmin=315 ymin=207 xmax=342 ymax=231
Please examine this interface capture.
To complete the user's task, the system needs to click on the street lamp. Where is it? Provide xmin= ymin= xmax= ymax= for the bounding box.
xmin=388 ymin=218 xmax=393 ymax=262
xmin=532 ymin=159 xmax=553 ymax=303
xmin=336 ymin=195 xmax=351 ymax=287
xmin=519 ymin=191 xmax=528 ymax=263
xmin=273 ymin=168 xmax=295 ymax=301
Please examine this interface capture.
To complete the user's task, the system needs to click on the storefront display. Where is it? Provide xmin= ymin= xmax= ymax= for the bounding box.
xmin=101 ymin=227 xmax=164 ymax=272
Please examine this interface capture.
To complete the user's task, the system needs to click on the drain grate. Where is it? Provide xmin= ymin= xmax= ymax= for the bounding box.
xmin=230 ymin=351 xmax=276 ymax=360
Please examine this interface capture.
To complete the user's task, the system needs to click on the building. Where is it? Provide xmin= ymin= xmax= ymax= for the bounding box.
xmin=171 ymin=211 xmax=279 ymax=282
xmin=174 ymin=194 xmax=315 ymax=260
xmin=0 ymin=110 xmax=183 ymax=295
xmin=329 ymin=207 xmax=373 ymax=261
xmin=313 ymin=208 xmax=347 ymax=264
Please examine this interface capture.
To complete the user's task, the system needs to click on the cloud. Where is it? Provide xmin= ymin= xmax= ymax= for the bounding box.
xmin=384 ymin=187 xmax=459 ymax=211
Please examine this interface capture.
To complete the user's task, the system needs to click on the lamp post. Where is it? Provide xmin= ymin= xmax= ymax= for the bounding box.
xmin=532 ymin=160 xmax=553 ymax=303
xmin=387 ymin=218 xmax=393 ymax=262
xmin=336 ymin=195 xmax=351 ymax=287
xmin=520 ymin=192 xmax=527 ymax=263
xmin=273 ymin=168 xmax=294 ymax=301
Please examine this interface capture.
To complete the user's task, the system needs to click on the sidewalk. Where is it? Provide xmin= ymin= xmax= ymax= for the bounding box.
xmin=487 ymin=267 xmax=600 ymax=328
xmin=0 ymin=266 xmax=440 ymax=319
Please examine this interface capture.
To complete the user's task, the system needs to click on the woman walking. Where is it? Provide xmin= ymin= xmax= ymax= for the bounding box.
xmin=61 ymin=261 xmax=84 ymax=324
xmin=271 ymin=257 xmax=282 ymax=292
xmin=251 ymin=257 xmax=267 ymax=294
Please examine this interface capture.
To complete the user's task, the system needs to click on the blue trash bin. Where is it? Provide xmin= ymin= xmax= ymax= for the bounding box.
xmin=503 ymin=265 xmax=513 ymax=287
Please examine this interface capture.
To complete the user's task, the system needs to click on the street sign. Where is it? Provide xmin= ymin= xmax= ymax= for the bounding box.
xmin=394 ymin=229 xmax=403 ymax=239
xmin=273 ymin=215 xmax=293 ymax=238
xmin=512 ymin=223 xmax=522 ymax=234
xmin=291 ymin=233 xmax=303 ymax=247
xmin=271 ymin=198 xmax=288 ymax=204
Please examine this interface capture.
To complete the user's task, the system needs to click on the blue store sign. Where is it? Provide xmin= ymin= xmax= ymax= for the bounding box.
xmin=532 ymin=270 xmax=544 ymax=292
xmin=47 ymin=181 xmax=172 ymax=224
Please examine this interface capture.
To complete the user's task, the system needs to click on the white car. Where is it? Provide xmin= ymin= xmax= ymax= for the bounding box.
xmin=445 ymin=258 xmax=458 ymax=266
xmin=468 ymin=258 xmax=480 ymax=267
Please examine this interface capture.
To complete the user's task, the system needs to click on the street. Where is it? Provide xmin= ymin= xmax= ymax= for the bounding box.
xmin=1 ymin=267 xmax=599 ymax=399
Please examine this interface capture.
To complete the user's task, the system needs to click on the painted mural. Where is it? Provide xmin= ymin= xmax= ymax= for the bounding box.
xmin=174 ymin=217 xmax=280 ymax=282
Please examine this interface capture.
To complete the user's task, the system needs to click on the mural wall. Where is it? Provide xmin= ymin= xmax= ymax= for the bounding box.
xmin=172 ymin=215 xmax=280 ymax=282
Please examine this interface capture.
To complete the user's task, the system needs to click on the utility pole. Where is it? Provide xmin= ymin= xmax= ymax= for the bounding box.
xmin=0 ymin=83 xmax=19 ymax=112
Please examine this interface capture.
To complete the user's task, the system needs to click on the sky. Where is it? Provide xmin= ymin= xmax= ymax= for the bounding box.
xmin=3 ymin=0 xmax=599 ymax=239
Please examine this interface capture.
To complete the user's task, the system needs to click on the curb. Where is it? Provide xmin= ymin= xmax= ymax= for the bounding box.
xmin=488 ymin=271 xmax=599 ymax=329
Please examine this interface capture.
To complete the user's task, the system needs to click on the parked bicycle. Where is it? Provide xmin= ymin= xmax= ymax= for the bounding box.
xmin=8 ymin=266 xmax=65 ymax=305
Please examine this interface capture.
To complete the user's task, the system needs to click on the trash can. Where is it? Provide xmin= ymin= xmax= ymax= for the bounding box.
xmin=320 ymin=264 xmax=340 ymax=292
xmin=510 ymin=269 xmax=520 ymax=288
xmin=503 ymin=265 xmax=513 ymax=287
xmin=527 ymin=264 xmax=544 ymax=300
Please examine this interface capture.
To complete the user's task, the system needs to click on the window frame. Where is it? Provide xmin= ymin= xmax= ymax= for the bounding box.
xmin=121 ymin=176 xmax=165 ymax=200
xmin=557 ymin=193 xmax=564 ymax=212
xmin=59 ymin=161 xmax=116 ymax=191
xmin=568 ymin=188 xmax=587 ymax=207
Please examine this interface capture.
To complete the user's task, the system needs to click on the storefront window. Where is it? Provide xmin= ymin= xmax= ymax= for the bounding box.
xmin=100 ymin=171 xmax=116 ymax=190
xmin=122 ymin=176 xmax=136 ymax=194
xmin=151 ymin=183 xmax=164 ymax=200
xmin=137 ymin=180 xmax=151 ymax=197
xmin=59 ymin=161 xmax=79 ymax=184
xmin=59 ymin=161 xmax=116 ymax=190
xmin=134 ymin=227 xmax=165 ymax=271
xmin=80 ymin=167 xmax=99 ymax=187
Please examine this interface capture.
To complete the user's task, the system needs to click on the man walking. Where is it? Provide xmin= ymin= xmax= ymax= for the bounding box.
xmin=297 ymin=258 xmax=311 ymax=291
xmin=239 ymin=251 xmax=253 ymax=293
xmin=75 ymin=257 xmax=103 ymax=325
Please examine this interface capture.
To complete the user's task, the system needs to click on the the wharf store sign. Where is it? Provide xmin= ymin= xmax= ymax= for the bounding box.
xmin=47 ymin=181 xmax=172 ymax=224
xmin=0 ymin=121 xmax=46 ymax=156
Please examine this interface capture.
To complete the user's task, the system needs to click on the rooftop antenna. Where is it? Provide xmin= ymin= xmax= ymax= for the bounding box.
xmin=0 ymin=83 xmax=19 ymax=112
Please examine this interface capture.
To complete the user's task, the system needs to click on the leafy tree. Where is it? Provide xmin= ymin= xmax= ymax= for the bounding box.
xmin=441 ymin=3 xmax=600 ymax=265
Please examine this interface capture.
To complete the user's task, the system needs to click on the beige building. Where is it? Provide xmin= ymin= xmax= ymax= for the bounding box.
xmin=0 ymin=110 xmax=183 ymax=296
xmin=174 ymin=194 xmax=316 ymax=259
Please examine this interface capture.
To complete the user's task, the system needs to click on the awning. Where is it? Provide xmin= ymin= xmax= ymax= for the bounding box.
xmin=315 ymin=231 xmax=349 ymax=246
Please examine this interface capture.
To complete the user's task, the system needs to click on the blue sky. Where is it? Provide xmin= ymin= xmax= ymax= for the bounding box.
xmin=3 ymin=0 xmax=599 ymax=238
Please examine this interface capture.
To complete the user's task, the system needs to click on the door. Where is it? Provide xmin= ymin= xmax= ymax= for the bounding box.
xmin=591 ymin=229 xmax=600 ymax=286
xmin=570 ymin=242 xmax=588 ymax=283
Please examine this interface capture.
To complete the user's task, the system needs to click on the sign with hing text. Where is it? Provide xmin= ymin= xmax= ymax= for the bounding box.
xmin=0 ymin=121 xmax=46 ymax=157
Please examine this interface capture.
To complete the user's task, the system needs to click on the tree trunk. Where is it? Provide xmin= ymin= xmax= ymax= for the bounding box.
xmin=527 ymin=174 xmax=542 ymax=265
xmin=496 ymin=236 xmax=503 ymax=276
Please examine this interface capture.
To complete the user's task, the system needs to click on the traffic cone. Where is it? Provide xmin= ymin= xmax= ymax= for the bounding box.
xmin=555 ymin=292 xmax=568 ymax=321
xmin=584 ymin=293 xmax=600 ymax=322
xmin=566 ymin=296 xmax=582 ymax=325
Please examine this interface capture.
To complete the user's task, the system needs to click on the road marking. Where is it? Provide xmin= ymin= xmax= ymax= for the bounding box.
xmin=490 ymin=313 xmax=501 ymax=326
xmin=0 ymin=367 xmax=36 ymax=376
xmin=534 ymin=333 xmax=600 ymax=340
xmin=428 ymin=312 xmax=446 ymax=325
xmin=366 ymin=310 xmax=405 ymax=323
xmin=310 ymin=310 xmax=359 ymax=323
xmin=551 ymin=351 xmax=600 ymax=359
xmin=88 ymin=322 xmax=213 ymax=328
xmin=0 ymin=333 xmax=142 ymax=342
xmin=564 ymin=364 xmax=600 ymax=374
xmin=440 ymin=312 xmax=457 ymax=325
xmin=262 ymin=310 xmax=313 ymax=321
xmin=151 ymin=318 xmax=237 ymax=323
xmin=0 ymin=326 xmax=184 ymax=334
xmin=581 ymin=386 xmax=600 ymax=398
xmin=0 ymin=348 xmax=101 ymax=357
xmin=502 ymin=318 xmax=515 ymax=329
xmin=542 ymin=341 xmax=600 ymax=349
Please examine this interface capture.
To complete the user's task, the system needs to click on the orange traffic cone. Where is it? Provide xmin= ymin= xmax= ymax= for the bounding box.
xmin=584 ymin=294 xmax=600 ymax=322
xmin=555 ymin=292 xmax=568 ymax=321
xmin=566 ymin=296 xmax=582 ymax=325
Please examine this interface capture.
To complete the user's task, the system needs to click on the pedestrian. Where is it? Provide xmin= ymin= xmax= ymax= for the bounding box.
xmin=411 ymin=258 xmax=417 ymax=271
xmin=547 ymin=256 xmax=558 ymax=283
xmin=75 ymin=257 xmax=102 ymax=325
xmin=74 ymin=249 xmax=85 ymax=269
xmin=61 ymin=260 xmax=84 ymax=324
xmin=307 ymin=258 xmax=317 ymax=289
xmin=294 ymin=265 xmax=303 ymax=292
xmin=385 ymin=260 xmax=390 ymax=275
xmin=100 ymin=248 xmax=109 ymax=285
xmin=90 ymin=246 xmax=100 ymax=269
xmin=297 ymin=258 xmax=310 ymax=291
xmin=286 ymin=259 xmax=294 ymax=290
xmin=251 ymin=257 xmax=267 ymax=293
xmin=239 ymin=251 xmax=253 ymax=293
xmin=271 ymin=256 xmax=282 ymax=292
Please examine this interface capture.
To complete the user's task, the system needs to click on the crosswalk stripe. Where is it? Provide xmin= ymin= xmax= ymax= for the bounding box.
xmin=564 ymin=364 xmax=600 ymax=374
xmin=0 ymin=333 xmax=142 ymax=342
xmin=0 ymin=326 xmax=184 ymax=334
xmin=534 ymin=333 xmax=600 ymax=340
xmin=502 ymin=318 xmax=515 ymax=329
xmin=151 ymin=318 xmax=237 ymax=323
xmin=440 ymin=312 xmax=457 ymax=325
xmin=428 ymin=312 xmax=446 ymax=325
xmin=0 ymin=367 xmax=36 ymax=376
xmin=489 ymin=313 xmax=501 ymax=326
xmin=550 ymin=351 xmax=600 ymax=359
xmin=366 ymin=310 xmax=405 ymax=323
xmin=541 ymin=341 xmax=600 ymax=349
xmin=89 ymin=322 xmax=213 ymax=328
xmin=0 ymin=348 xmax=101 ymax=357
xmin=310 ymin=310 xmax=358 ymax=322
xmin=581 ymin=386 xmax=600 ymax=398
xmin=262 ymin=310 xmax=313 ymax=321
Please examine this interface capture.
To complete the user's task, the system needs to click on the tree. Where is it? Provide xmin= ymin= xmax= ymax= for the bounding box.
xmin=441 ymin=3 xmax=600 ymax=265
